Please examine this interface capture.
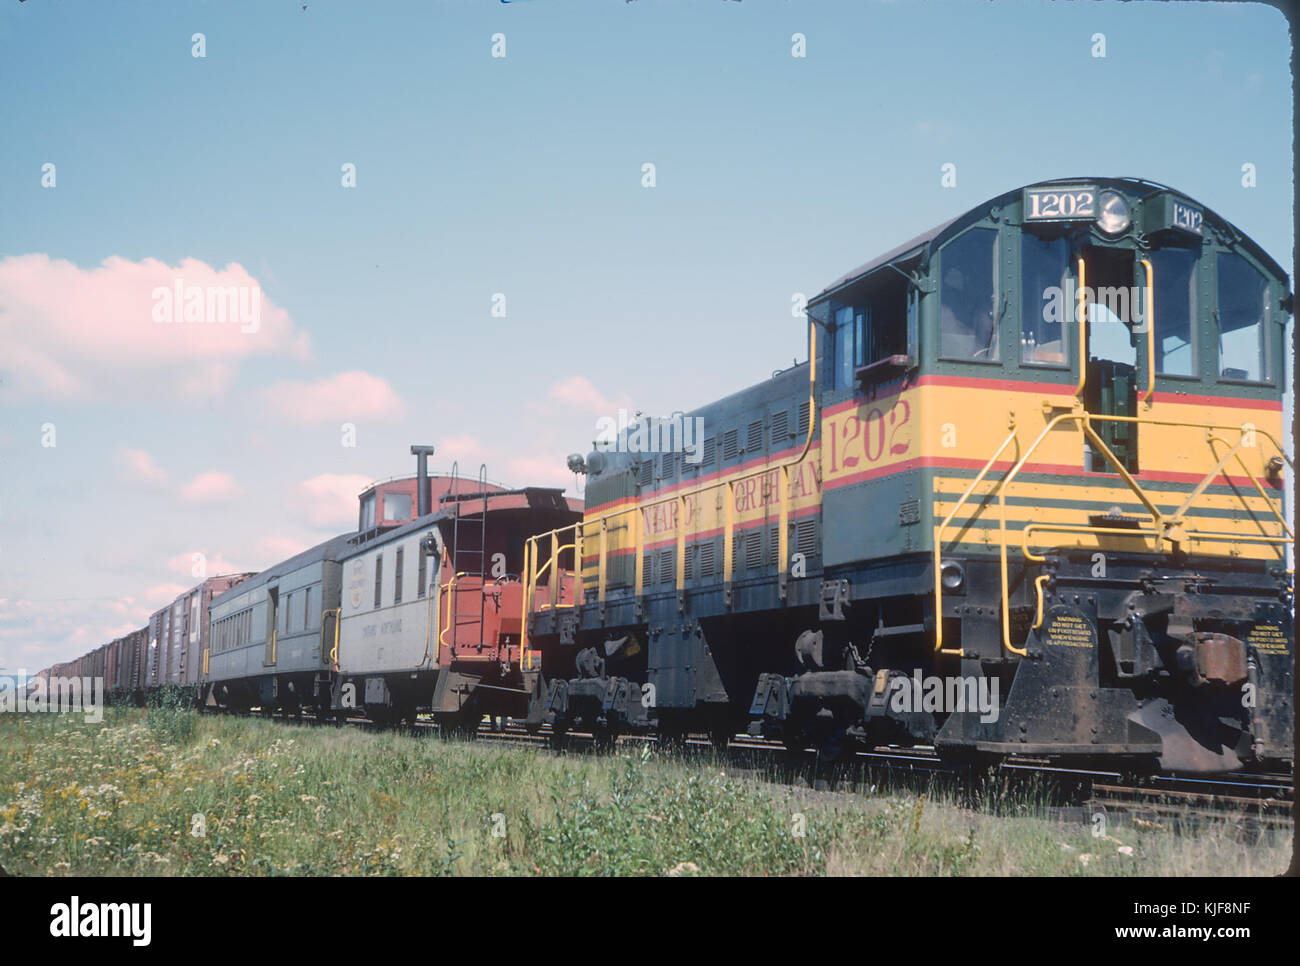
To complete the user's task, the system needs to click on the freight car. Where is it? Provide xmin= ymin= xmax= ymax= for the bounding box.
xmin=523 ymin=177 xmax=1294 ymax=774
xmin=105 ymin=627 xmax=149 ymax=703
xmin=144 ymin=574 xmax=254 ymax=694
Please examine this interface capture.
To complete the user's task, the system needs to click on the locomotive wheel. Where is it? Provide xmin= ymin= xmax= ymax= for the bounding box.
xmin=709 ymin=723 xmax=731 ymax=752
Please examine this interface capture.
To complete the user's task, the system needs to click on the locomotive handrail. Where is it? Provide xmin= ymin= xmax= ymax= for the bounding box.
xmin=1205 ymin=434 xmax=1294 ymax=540
xmin=1140 ymin=257 xmax=1155 ymax=405
xmin=534 ymin=538 xmax=576 ymax=609
xmin=1074 ymin=256 xmax=1087 ymax=398
xmin=524 ymin=318 xmax=819 ymax=625
xmin=993 ymin=413 xmax=1291 ymax=657
xmin=933 ymin=423 xmax=1019 ymax=654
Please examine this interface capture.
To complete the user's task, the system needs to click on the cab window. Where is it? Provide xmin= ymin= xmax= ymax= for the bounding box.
xmin=833 ymin=304 xmax=860 ymax=390
xmin=1151 ymin=246 xmax=1197 ymax=376
xmin=1020 ymin=234 xmax=1070 ymax=366
xmin=1216 ymin=252 xmax=1269 ymax=382
xmin=940 ymin=228 xmax=1000 ymax=362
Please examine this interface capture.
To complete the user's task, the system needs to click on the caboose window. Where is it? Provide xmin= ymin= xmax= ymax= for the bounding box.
xmin=1216 ymin=252 xmax=1269 ymax=382
xmin=384 ymin=493 xmax=411 ymax=522
xmin=940 ymin=228 xmax=1000 ymax=362
xmin=1020 ymin=234 xmax=1070 ymax=366
xmin=1151 ymin=246 xmax=1197 ymax=376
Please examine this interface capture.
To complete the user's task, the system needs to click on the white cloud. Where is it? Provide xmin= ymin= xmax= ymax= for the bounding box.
xmin=0 ymin=253 xmax=309 ymax=402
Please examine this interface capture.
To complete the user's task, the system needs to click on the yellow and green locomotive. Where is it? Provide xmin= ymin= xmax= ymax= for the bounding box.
xmin=524 ymin=177 xmax=1292 ymax=773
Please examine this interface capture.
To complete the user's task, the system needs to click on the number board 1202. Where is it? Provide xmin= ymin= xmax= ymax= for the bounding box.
xmin=1023 ymin=185 xmax=1098 ymax=222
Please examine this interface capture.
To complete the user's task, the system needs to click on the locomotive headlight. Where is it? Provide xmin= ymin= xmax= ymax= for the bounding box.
xmin=1096 ymin=191 xmax=1131 ymax=235
xmin=940 ymin=560 xmax=965 ymax=592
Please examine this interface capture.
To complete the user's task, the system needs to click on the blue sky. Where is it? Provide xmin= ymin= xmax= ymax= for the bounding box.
xmin=0 ymin=0 xmax=1292 ymax=671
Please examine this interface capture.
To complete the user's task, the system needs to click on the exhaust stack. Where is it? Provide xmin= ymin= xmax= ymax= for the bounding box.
xmin=410 ymin=444 xmax=435 ymax=516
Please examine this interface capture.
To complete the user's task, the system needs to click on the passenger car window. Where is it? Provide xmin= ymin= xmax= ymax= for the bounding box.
xmin=941 ymin=228 xmax=999 ymax=361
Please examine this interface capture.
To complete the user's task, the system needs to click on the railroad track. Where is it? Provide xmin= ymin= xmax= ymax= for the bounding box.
xmin=217 ymin=707 xmax=1293 ymax=833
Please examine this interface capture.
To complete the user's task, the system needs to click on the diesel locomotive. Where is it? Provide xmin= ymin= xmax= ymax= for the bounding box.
xmin=523 ymin=177 xmax=1294 ymax=774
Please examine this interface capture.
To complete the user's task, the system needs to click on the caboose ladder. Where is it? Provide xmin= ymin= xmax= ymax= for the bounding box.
xmin=445 ymin=463 xmax=491 ymax=652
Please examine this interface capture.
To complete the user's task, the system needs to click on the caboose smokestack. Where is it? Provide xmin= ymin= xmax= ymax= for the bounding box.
xmin=410 ymin=444 xmax=435 ymax=517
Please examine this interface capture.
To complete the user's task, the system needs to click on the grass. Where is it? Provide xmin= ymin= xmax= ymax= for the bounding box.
xmin=0 ymin=707 xmax=1289 ymax=876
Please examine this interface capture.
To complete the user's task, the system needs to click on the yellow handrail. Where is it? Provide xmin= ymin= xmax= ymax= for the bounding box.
xmin=1022 ymin=523 xmax=1162 ymax=562
xmin=1074 ymin=255 xmax=1087 ymax=397
xmin=330 ymin=607 xmax=341 ymax=670
xmin=524 ymin=318 xmax=820 ymax=617
xmin=933 ymin=423 xmax=1018 ymax=654
xmin=533 ymin=539 xmax=575 ymax=609
xmin=993 ymin=414 xmax=1291 ymax=656
xmin=520 ymin=540 xmax=531 ymax=654
xmin=438 ymin=572 xmax=467 ymax=648
xmin=1206 ymin=435 xmax=1294 ymax=540
xmin=1140 ymin=257 xmax=1155 ymax=405
xmin=1031 ymin=575 xmax=1050 ymax=629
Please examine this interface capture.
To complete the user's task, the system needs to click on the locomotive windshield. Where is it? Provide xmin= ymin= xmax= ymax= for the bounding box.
xmin=1151 ymin=244 xmax=1198 ymax=376
xmin=1020 ymin=233 xmax=1070 ymax=366
xmin=1217 ymin=251 xmax=1270 ymax=382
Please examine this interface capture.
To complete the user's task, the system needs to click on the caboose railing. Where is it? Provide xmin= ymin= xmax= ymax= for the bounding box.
xmin=933 ymin=411 xmax=1293 ymax=658
xmin=521 ymin=320 xmax=820 ymax=650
